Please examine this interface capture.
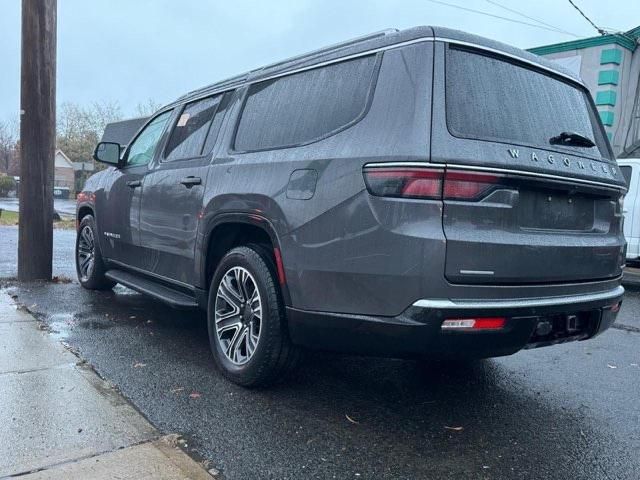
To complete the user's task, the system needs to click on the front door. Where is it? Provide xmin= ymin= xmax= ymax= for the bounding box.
xmin=138 ymin=94 xmax=228 ymax=285
xmin=98 ymin=110 xmax=173 ymax=267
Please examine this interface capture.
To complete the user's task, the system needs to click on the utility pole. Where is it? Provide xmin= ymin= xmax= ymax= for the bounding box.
xmin=18 ymin=0 xmax=57 ymax=281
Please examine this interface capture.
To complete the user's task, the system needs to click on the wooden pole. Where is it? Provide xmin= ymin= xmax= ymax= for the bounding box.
xmin=18 ymin=0 xmax=57 ymax=281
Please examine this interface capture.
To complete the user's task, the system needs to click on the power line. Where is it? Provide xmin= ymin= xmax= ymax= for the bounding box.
xmin=567 ymin=0 xmax=606 ymax=35
xmin=486 ymin=0 xmax=579 ymax=38
xmin=425 ymin=0 xmax=579 ymax=37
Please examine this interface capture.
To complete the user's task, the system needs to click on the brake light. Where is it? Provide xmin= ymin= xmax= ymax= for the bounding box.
xmin=441 ymin=317 xmax=506 ymax=330
xmin=363 ymin=167 xmax=444 ymax=200
xmin=443 ymin=171 xmax=502 ymax=200
xmin=363 ymin=167 xmax=504 ymax=201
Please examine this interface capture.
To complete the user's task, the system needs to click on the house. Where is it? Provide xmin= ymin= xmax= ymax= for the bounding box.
xmin=529 ymin=27 xmax=640 ymax=157
xmin=53 ymin=149 xmax=75 ymax=196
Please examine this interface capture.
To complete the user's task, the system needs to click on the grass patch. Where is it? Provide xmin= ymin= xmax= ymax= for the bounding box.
xmin=0 ymin=210 xmax=75 ymax=229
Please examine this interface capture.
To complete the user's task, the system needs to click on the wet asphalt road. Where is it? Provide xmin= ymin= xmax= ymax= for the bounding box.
xmin=1 ymin=225 xmax=640 ymax=479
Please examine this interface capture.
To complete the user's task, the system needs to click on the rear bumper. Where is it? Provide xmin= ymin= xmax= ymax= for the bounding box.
xmin=287 ymin=285 xmax=624 ymax=358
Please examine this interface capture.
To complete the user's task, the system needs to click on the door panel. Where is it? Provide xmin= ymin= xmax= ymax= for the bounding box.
xmin=97 ymin=166 xmax=145 ymax=265
xmin=138 ymin=94 xmax=227 ymax=285
xmin=99 ymin=110 xmax=174 ymax=269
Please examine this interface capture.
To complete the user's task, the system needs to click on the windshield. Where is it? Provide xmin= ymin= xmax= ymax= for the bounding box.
xmin=445 ymin=46 xmax=611 ymax=160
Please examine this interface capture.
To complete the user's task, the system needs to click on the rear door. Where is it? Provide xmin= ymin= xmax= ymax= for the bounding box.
xmin=138 ymin=93 xmax=229 ymax=285
xmin=431 ymin=42 xmax=626 ymax=285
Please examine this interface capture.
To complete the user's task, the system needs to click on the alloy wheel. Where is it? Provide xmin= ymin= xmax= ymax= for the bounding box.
xmin=77 ymin=225 xmax=96 ymax=282
xmin=214 ymin=266 xmax=262 ymax=365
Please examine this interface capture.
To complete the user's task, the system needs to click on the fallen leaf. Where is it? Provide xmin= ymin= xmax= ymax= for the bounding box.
xmin=444 ymin=426 xmax=464 ymax=431
xmin=133 ymin=362 xmax=147 ymax=368
xmin=170 ymin=387 xmax=185 ymax=394
xmin=189 ymin=392 xmax=202 ymax=399
xmin=345 ymin=414 xmax=359 ymax=424
xmin=52 ymin=276 xmax=72 ymax=284
xmin=607 ymin=364 xmax=617 ymax=369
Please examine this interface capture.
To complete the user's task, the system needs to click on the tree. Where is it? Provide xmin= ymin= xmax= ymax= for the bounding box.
xmin=56 ymin=100 xmax=122 ymax=167
xmin=0 ymin=175 xmax=16 ymax=197
xmin=0 ymin=120 xmax=17 ymax=174
xmin=135 ymin=98 xmax=162 ymax=117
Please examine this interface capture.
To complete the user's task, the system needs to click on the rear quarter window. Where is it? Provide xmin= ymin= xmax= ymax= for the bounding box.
xmin=445 ymin=46 xmax=610 ymax=160
xmin=234 ymin=55 xmax=378 ymax=152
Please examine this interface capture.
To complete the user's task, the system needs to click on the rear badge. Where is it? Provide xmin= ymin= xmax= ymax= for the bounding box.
xmin=507 ymin=148 xmax=617 ymax=178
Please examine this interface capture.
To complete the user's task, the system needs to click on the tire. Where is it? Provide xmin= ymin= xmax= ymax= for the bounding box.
xmin=207 ymin=245 xmax=300 ymax=387
xmin=75 ymin=215 xmax=115 ymax=290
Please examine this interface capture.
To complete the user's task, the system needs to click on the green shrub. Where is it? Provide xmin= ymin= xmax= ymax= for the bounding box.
xmin=0 ymin=175 xmax=16 ymax=197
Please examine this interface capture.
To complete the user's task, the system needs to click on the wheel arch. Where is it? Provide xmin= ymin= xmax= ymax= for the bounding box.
xmin=200 ymin=213 xmax=291 ymax=305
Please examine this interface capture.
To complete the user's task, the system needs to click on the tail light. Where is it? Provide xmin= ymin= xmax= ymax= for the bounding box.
xmin=363 ymin=167 xmax=443 ymax=200
xmin=363 ymin=167 xmax=503 ymax=201
xmin=443 ymin=170 xmax=502 ymax=200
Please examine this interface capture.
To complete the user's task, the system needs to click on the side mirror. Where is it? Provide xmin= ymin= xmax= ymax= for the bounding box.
xmin=93 ymin=142 xmax=121 ymax=166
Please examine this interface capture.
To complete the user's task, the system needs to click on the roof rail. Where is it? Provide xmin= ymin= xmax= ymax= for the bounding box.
xmin=170 ymin=28 xmax=399 ymax=106
xmin=254 ymin=28 xmax=398 ymax=74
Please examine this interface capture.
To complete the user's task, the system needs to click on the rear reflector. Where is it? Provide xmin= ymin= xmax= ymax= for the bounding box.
xmin=441 ymin=317 xmax=506 ymax=331
xmin=363 ymin=167 xmax=504 ymax=201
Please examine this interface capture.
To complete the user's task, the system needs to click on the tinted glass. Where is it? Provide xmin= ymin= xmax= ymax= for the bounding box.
xmin=620 ymin=165 xmax=632 ymax=186
xmin=126 ymin=111 xmax=172 ymax=167
xmin=202 ymin=92 xmax=232 ymax=155
xmin=235 ymin=55 xmax=377 ymax=151
xmin=446 ymin=47 xmax=610 ymax=159
xmin=165 ymin=96 xmax=221 ymax=161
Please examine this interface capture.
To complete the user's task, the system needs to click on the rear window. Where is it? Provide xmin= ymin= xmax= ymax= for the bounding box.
xmin=234 ymin=55 xmax=377 ymax=152
xmin=445 ymin=46 xmax=610 ymax=160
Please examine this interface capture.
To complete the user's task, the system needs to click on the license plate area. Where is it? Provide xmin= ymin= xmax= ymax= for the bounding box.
xmin=525 ymin=310 xmax=601 ymax=349
xmin=517 ymin=190 xmax=594 ymax=231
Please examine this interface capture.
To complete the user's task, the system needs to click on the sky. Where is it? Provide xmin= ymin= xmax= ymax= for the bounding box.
xmin=1 ymin=0 xmax=640 ymax=125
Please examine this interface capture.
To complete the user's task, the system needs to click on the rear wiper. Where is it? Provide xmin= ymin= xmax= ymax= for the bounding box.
xmin=549 ymin=131 xmax=595 ymax=148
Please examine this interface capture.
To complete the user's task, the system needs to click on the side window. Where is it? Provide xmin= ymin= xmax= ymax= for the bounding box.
xmin=201 ymin=92 xmax=232 ymax=155
xmin=164 ymin=95 xmax=221 ymax=161
xmin=234 ymin=55 xmax=377 ymax=152
xmin=126 ymin=111 xmax=172 ymax=167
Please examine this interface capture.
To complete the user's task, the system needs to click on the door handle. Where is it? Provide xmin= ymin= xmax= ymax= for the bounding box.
xmin=180 ymin=176 xmax=202 ymax=188
xmin=126 ymin=180 xmax=142 ymax=188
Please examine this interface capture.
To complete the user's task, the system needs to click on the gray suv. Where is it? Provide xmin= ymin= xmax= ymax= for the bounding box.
xmin=78 ymin=27 xmax=626 ymax=386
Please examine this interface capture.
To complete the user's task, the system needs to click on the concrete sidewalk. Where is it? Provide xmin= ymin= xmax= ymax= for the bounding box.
xmin=0 ymin=292 xmax=213 ymax=479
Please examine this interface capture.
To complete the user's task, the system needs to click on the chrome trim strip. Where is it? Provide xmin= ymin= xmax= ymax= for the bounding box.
xmin=107 ymin=259 xmax=194 ymax=290
xmin=460 ymin=270 xmax=495 ymax=275
xmin=364 ymin=162 xmax=626 ymax=192
xmin=364 ymin=161 xmax=443 ymax=169
xmin=168 ymin=35 xmax=582 ymax=107
xmin=412 ymin=285 xmax=624 ymax=310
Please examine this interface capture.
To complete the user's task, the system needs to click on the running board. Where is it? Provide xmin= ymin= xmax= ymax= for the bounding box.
xmin=105 ymin=269 xmax=199 ymax=309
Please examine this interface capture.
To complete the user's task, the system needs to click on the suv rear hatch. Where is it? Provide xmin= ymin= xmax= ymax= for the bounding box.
xmin=432 ymin=42 xmax=626 ymax=285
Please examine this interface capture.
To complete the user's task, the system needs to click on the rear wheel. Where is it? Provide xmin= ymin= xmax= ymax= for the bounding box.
xmin=75 ymin=215 xmax=115 ymax=290
xmin=207 ymin=245 xmax=299 ymax=387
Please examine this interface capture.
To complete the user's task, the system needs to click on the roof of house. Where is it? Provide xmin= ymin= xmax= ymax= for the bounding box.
xmin=54 ymin=149 xmax=73 ymax=169
xmin=162 ymin=26 xmax=581 ymax=110
xmin=528 ymin=26 xmax=640 ymax=56
xmin=101 ymin=117 xmax=149 ymax=145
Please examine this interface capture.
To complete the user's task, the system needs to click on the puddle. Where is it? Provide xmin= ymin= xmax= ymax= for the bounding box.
xmin=47 ymin=312 xmax=76 ymax=340
xmin=77 ymin=320 xmax=113 ymax=330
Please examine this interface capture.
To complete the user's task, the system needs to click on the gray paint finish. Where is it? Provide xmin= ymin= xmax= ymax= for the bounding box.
xmin=78 ymin=26 xmax=625 ymax=351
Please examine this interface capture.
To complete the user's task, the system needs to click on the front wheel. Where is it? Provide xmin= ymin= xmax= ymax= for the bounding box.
xmin=75 ymin=215 xmax=115 ymax=290
xmin=207 ymin=245 xmax=299 ymax=387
